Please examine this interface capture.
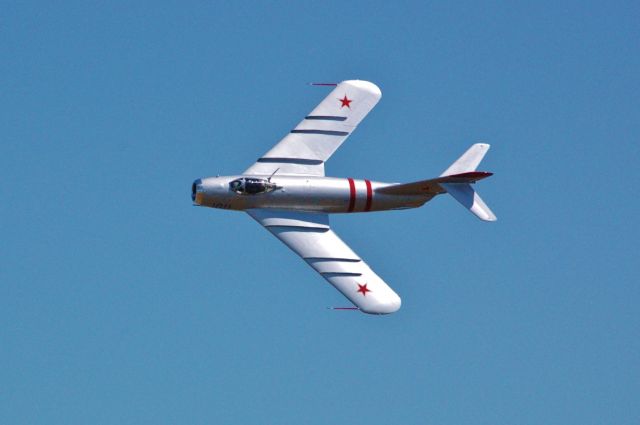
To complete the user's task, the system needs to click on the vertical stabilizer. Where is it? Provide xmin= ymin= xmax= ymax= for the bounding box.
xmin=440 ymin=143 xmax=496 ymax=221
xmin=441 ymin=143 xmax=490 ymax=176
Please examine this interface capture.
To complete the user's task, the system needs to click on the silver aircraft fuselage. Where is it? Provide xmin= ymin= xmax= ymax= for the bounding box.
xmin=192 ymin=175 xmax=432 ymax=213
xmin=190 ymin=78 xmax=497 ymax=314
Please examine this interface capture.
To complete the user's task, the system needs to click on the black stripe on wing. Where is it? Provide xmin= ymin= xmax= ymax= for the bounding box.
xmin=257 ymin=158 xmax=324 ymax=165
xmin=305 ymin=115 xmax=347 ymax=121
xmin=291 ymin=129 xmax=349 ymax=136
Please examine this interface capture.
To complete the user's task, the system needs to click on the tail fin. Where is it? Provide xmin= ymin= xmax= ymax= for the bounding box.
xmin=375 ymin=143 xmax=497 ymax=221
xmin=440 ymin=143 xmax=490 ymax=177
xmin=440 ymin=143 xmax=496 ymax=221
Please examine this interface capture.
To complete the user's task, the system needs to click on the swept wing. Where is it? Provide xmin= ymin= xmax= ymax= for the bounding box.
xmin=244 ymin=80 xmax=382 ymax=177
xmin=247 ymin=209 xmax=401 ymax=314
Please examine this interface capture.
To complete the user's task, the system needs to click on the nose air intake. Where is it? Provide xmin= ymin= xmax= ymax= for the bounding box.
xmin=191 ymin=179 xmax=202 ymax=202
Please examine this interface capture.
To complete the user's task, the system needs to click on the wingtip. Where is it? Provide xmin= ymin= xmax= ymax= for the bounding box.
xmin=342 ymin=80 xmax=382 ymax=98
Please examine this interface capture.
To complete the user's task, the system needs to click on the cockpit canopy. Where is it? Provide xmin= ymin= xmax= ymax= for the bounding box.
xmin=229 ymin=177 xmax=277 ymax=195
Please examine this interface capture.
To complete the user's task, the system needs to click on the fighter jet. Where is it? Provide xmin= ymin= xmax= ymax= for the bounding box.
xmin=192 ymin=80 xmax=496 ymax=314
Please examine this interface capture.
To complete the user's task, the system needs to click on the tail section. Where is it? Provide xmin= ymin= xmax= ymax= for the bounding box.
xmin=439 ymin=143 xmax=496 ymax=222
xmin=376 ymin=143 xmax=497 ymax=221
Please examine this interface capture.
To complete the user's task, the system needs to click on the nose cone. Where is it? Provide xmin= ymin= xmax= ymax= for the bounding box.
xmin=191 ymin=179 xmax=202 ymax=202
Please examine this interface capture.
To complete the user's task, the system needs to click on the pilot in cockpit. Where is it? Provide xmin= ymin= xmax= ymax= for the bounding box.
xmin=229 ymin=178 xmax=276 ymax=195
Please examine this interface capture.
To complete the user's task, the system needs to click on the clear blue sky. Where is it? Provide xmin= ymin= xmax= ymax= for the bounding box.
xmin=2 ymin=1 xmax=638 ymax=424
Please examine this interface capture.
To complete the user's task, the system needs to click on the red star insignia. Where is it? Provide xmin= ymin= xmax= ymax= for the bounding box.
xmin=356 ymin=283 xmax=371 ymax=296
xmin=339 ymin=95 xmax=352 ymax=108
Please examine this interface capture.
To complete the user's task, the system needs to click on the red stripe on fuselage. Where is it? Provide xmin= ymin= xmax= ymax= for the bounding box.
xmin=364 ymin=179 xmax=372 ymax=211
xmin=347 ymin=178 xmax=356 ymax=212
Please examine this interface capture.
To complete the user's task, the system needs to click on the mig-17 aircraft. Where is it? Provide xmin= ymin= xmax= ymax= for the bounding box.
xmin=192 ymin=80 xmax=496 ymax=314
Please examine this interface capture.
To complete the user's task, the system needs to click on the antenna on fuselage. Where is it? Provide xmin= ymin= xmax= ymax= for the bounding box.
xmin=268 ymin=168 xmax=279 ymax=182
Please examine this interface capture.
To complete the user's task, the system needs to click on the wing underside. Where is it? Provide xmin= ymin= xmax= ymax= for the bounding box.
xmin=247 ymin=209 xmax=401 ymax=314
xmin=243 ymin=80 xmax=382 ymax=177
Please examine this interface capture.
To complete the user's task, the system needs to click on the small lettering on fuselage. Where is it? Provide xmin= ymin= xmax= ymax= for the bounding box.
xmin=213 ymin=203 xmax=231 ymax=209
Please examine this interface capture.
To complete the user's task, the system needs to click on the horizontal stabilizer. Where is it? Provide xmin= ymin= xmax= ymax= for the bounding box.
xmin=440 ymin=183 xmax=497 ymax=221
